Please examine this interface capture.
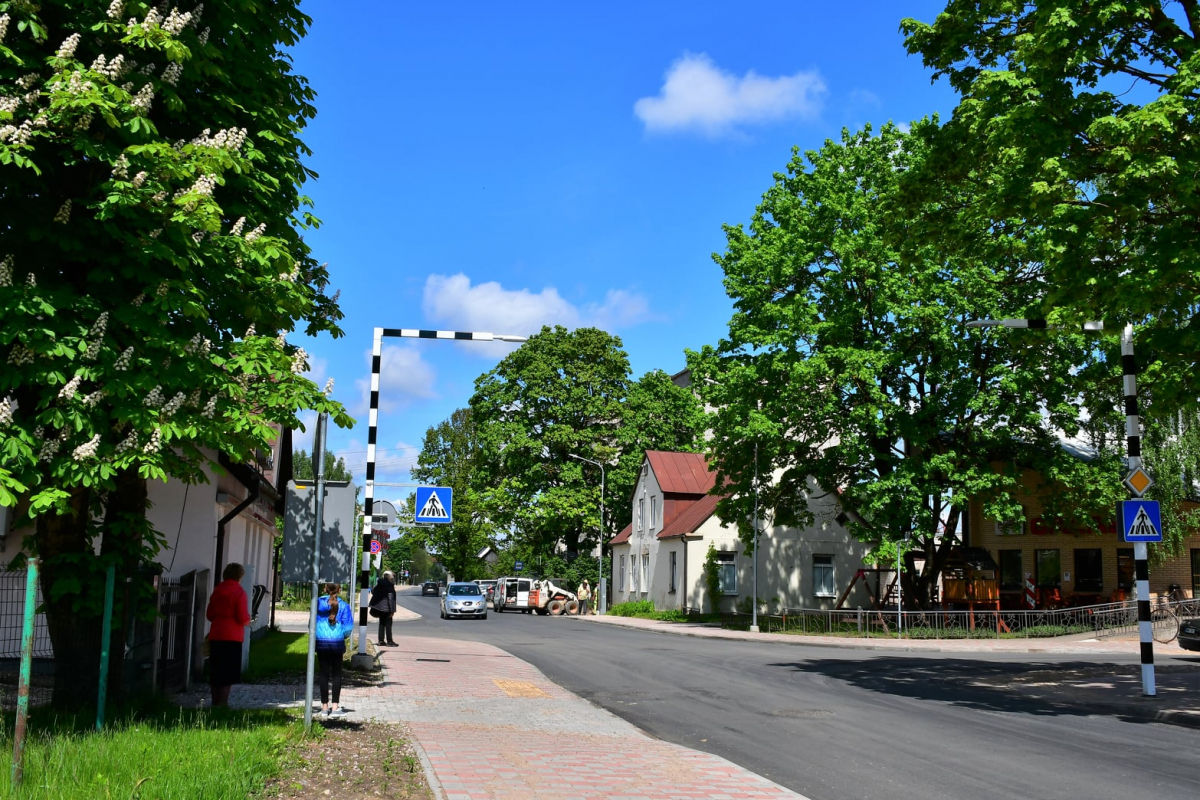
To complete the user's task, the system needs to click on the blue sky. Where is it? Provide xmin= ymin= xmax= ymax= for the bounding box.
xmin=290 ymin=1 xmax=957 ymax=489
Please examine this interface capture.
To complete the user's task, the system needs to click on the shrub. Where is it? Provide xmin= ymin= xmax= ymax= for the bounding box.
xmin=703 ymin=544 xmax=722 ymax=612
xmin=608 ymin=600 xmax=655 ymax=617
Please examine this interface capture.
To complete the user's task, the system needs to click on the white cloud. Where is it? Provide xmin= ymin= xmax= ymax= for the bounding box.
xmin=634 ymin=52 xmax=825 ymax=137
xmin=354 ymin=344 xmax=437 ymax=414
xmin=422 ymin=274 xmax=650 ymax=348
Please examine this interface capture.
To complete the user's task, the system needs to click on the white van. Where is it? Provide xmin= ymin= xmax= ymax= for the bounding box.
xmin=493 ymin=576 xmax=537 ymax=613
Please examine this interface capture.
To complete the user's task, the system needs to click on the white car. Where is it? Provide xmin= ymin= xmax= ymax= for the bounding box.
xmin=440 ymin=582 xmax=488 ymax=620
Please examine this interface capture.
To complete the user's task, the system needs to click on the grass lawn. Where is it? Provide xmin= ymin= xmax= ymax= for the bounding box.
xmin=243 ymin=629 xmax=374 ymax=684
xmin=0 ymin=704 xmax=307 ymax=799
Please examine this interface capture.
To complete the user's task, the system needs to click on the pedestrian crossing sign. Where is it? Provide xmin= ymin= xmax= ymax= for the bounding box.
xmin=415 ymin=486 xmax=453 ymax=524
xmin=1120 ymin=500 xmax=1162 ymax=543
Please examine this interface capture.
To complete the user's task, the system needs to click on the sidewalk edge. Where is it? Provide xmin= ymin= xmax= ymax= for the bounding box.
xmin=407 ymin=726 xmax=447 ymax=800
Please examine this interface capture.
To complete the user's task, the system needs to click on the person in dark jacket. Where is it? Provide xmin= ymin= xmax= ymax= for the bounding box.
xmin=316 ymin=583 xmax=354 ymax=717
xmin=369 ymin=570 xmax=398 ymax=646
xmin=206 ymin=562 xmax=251 ymax=708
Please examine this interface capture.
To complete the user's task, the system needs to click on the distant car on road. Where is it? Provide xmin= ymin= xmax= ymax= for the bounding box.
xmin=440 ymin=582 xmax=487 ymax=620
xmin=475 ymin=579 xmax=498 ymax=601
xmin=421 ymin=581 xmax=439 ymax=596
xmin=1179 ymin=618 xmax=1200 ymax=651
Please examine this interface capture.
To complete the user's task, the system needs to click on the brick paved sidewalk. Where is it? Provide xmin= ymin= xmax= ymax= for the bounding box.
xmin=574 ymin=612 xmax=1194 ymax=656
xmin=218 ymin=635 xmax=808 ymax=799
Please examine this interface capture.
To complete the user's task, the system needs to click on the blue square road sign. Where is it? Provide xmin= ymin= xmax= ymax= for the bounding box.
xmin=415 ymin=486 xmax=453 ymax=524
xmin=1121 ymin=499 xmax=1162 ymax=543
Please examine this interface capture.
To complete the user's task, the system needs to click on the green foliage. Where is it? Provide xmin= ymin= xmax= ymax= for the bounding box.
xmin=703 ymin=543 xmax=721 ymax=613
xmin=688 ymin=123 xmax=1125 ymax=604
xmin=608 ymin=599 xmax=655 ymax=617
xmin=471 ymin=327 xmax=704 ymax=565
xmin=410 ymin=408 xmax=494 ymax=582
xmin=293 ymin=448 xmax=353 ymax=482
xmin=902 ymin=1 xmax=1200 ymax=408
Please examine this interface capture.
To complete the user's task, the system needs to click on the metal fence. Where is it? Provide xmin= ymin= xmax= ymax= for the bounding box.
xmin=720 ymin=597 xmax=1200 ymax=640
xmin=0 ymin=570 xmax=53 ymax=659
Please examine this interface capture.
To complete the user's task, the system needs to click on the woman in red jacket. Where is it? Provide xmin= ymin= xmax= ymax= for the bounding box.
xmin=206 ymin=562 xmax=251 ymax=707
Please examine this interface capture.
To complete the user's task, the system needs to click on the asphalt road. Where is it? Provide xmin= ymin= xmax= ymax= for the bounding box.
xmin=397 ymin=589 xmax=1200 ymax=800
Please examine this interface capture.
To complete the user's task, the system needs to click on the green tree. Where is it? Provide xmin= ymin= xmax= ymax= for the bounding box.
xmin=0 ymin=1 xmax=349 ymax=708
xmin=470 ymin=327 xmax=705 ymax=566
xmin=902 ymin=1 xmax=1200 ymax=408
xmin=293 ymin=447 xmax=352 ymax=482
xmin=687 ymin=124 xmax=1124 ymax=606
xmin=410 ymin=408 xmax=494 ymax=582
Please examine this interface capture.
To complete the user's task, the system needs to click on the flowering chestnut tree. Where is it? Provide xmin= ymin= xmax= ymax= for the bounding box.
xmin=0 ymin=0 xmax=350 ymax=707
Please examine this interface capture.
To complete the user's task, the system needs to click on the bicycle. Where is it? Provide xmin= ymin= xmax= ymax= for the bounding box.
xmin=1151 ymin=593 xmax=1181 ymax=644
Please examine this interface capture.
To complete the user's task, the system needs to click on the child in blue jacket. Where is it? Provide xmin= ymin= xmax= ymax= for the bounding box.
xmin=316 ymin=583 xmax=354 ymax=717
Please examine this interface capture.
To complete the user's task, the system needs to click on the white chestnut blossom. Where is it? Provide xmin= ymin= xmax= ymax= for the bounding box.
xmin=132 ymin=171 xmax=147 ymax=188
xmin=229 ymin=217 xmax=246 ymax=236
xmin=90 ymin=312 xmax=109 ymax=338
xmin=156 ymin=281 xmax=169 ymax=297
xmin=290 ymin=348 xmax=308 ymax=374
xmin=132 ymin=293 xmax=146 ymax=307
xmin=144 ymin=386 xmax=165 ymax=408
xmin=191 ymin=231 xmax=205 ymax=244
xmin=197 ymin=26 xmax=210 ymax=46
xmin=244 ymin=324 xmax=256 ymax=338
xmin=131 ymin=84 xmax=155 ymax=113
xmin=108 ymin=1 xmax=125 ymax=21
xmin=245 ymin=223 xmax=267 ymax=243
xmin=58 ymin=374 xmax=82 ymax=400
xmin=16 ymin=74 xmax=40 ymax=90
xmin=112 ymin=153 xmax=130 ymax=179
xmin=163 ymin=9 xmax=192 ymax=35
xmin=25 ymin=272 xmax=36 ymax=287
xmin=0 ymin=255 xmax=12 ymax=287
xmin=56 ymin=33 xmax=81 ymax=59
xmin=201 ymin=395 xmax=218 ymax=418
xmin=0 ymin=396 xmax=14 ymax=426
xmin=0 ymin=97 xmax=18 ymax=114
xmin=161 ymin=392 xmax=185 ymax=418
xmin=0 ymin=120 xmax=35 ymax=145
xmin=190 ymin=173 xmax=216 ymax=196
xmin=115 ymin=429 xmax=139 ymax=455
xmin=75 ymin=113 xmax=93 ymax=131
xmin=149 ymin=228 xmax=163 ymax=239
xmin=39 ymin=439 xmax=61 ymax=462
xmin=7 ymin=343 xmax=34 ymax=366
xmin=161 ymin=62 xmax=182 ymax=86
xmin=73 ymin=435 xmax=101 ymax=461
xmin=323 ymin=378 xmax=335 ymax=397
xmin=114 ymin=346 xmax=134 ymax=370
xmin=187 ymin=388 xmax=202 ymax=406
xmin=0 ymin=14 xmax=10 ymax=44
xmin=82 ymin=389 xmax=105 ymax=408
xmin=54 ymin=200 xmax=71 ymax=224
xmin=142 ymin=428 xmax=162 ymax=454
xmin=63 ymin=72 xmax=94 ymax=95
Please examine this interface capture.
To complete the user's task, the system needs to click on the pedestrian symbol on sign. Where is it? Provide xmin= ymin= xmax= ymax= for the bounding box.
xmin=414 ymin=486 xmax=453 ymax=525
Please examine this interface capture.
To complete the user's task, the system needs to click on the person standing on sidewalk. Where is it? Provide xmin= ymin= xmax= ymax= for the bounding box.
xmin=206 ymin=562 xmax=252 ymax=708
xmin=369 ymin=570 xmax=398 ymax=646
xmin=577 ymin=580 xmax=591 ymax=616
xmin=316 ymin=583 xmax=354 ymax=717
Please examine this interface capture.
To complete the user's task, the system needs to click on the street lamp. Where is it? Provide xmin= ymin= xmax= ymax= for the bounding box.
xmin=967 ymin=317 xmax=1156 ymax=696
xmin=568 ymin=452 xmax=607 ymax=615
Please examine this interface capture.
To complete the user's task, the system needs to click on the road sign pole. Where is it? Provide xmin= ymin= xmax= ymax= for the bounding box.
xmin=1122 ymin=325 xmax=1155 ymax=696
xmin=304 ymin=413 xmax=328 ymax=732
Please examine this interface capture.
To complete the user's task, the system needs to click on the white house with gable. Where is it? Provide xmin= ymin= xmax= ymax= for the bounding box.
xmin=609 ymin=451 xmax=874 ymax=612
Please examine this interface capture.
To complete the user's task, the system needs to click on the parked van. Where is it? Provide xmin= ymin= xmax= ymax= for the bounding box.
xmin=493 ymin=577 xmax=537 ymax=613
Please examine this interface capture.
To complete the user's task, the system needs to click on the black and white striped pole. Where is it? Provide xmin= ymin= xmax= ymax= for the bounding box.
xmin=967 ymin=318 xmax=1155 ymax=696
xmin=358 ymin=327 xmax=528 ymax=657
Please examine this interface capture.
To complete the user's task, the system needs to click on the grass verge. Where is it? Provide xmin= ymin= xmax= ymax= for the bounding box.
xmin=0 ymin=703 xmax=304 ymax=799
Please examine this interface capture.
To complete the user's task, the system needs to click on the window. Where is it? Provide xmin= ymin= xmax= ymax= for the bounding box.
xmin=1191 ymin=550 xmax=1200 ymax=598
xmin=637 ymin=499 xmax=644 ymax=531
xmin=995 ymin=506 xmax=1028 ymax=536
xmin=1074 ymin=549 xmax=1103 ymax=593
xmin=1117 ymin=549 xmax=1135 ymax=590
xmin=669 ymin=551 xmax=677 ymax=593
xmin=1035 ymin=549 xmax=1061 ymax=588
xmin=641 ymin=554 xmax=649 ymax=592
xmin=812 ymin=555 xmax=835 ymax=598
xmin=716 ymin=551 xmax=737 ymax=594
xmin=650 ymin=496 xmax=658 ymax=531
xmin=619 ymin=555 xmax=627 ymax=591
xmin=999 ymin=550 xmax=1023 ymax=591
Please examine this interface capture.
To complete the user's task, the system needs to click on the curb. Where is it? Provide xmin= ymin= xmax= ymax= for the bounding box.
xmin=572 ymin=616 xmax=1150 ymax=656
xmin=407 ymin=729 xmax=448 ymax=800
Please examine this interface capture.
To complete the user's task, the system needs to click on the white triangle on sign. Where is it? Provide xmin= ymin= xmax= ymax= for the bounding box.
xmin=418 ymin=491 xmax=449 ymax=519
xmin=1130 ymin=506 xmax=1158 ymax=538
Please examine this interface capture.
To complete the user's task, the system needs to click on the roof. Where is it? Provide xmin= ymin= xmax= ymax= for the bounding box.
xmin=646 ymin=451 xmax=715 ymax=495
xmin=657 ymin=493 xmax=720 ymax=539
xmin=610 ymin=522 xmax=632 ymax=546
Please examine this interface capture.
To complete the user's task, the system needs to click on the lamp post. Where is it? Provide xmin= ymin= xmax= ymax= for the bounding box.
xmin=568 ymin=453 xmax=607 ymax=615
xmin=750 ymin=442 xmax=760 ymax=633
xmin=966 ymin=318 xmax=1155 ymax=696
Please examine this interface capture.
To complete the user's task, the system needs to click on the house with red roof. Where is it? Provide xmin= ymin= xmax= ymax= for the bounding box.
xmin=609 ymin=450 xmax=873 ymax=612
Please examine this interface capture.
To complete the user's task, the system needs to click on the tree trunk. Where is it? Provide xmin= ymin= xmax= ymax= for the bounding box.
xmin=98 ymin=468 xmax=149 ymax=705
xmin=36 ymin=487 xmax=102 ymax=712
